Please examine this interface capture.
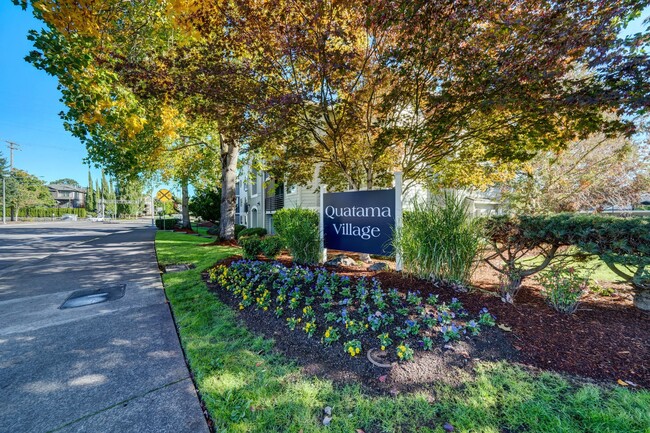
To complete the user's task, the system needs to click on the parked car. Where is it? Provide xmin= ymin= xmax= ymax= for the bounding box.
xmin=61 ymin=214 xmax=78 ymax=221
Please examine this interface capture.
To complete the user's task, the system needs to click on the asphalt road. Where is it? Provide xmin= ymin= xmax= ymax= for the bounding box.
xmin=0 ymin=221 xmax=209 ymax=433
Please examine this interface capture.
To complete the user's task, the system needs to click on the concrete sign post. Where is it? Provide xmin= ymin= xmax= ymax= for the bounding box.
xmin=319 ymin=185 xmax=328 ymax=263
xmin=394 ymin=171 xmax=403 ymax=271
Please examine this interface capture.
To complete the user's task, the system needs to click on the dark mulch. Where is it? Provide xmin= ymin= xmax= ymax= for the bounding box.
xmin=205 ymin=255 xmax=650 ymax=391
xmin=200 ymin=239 xmax=239 ymax=247
xmin=173 ymin=227 xmax=197 ymax=234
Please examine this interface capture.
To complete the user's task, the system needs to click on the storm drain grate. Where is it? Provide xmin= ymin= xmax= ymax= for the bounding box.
xmin=59 ymin=284 xmax=126 ymax=309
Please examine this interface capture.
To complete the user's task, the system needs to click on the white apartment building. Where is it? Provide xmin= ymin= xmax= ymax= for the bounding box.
xmin=235 ymin=164 xmax=502 ymax=233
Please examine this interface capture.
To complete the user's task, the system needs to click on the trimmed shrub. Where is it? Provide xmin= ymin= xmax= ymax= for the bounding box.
xmin=19 ymin=207 xmax=87 ymax=218
xmin=260 ymin=236 xmax=284 ymax=260
xmin=484 ymin=214 xmax=569 ymax=302
xmin=234 ymin=224 xmax=246 ymax=239
xmin=393 ymin=192 xmax=484 ymax=285
xmin=484 ymin=213 xmax=650 ymax=309
xmin=273 ymin=208 xmax=320 ymax=265
xmin=239 ymin=236 xmax=263 ymax=259
xmin=155 ymin=218 xmax=180 ymax=230
xmin=237 ymin=227 xmax=267 ymax=239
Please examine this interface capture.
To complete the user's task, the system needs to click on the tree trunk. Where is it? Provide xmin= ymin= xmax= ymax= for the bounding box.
xmin=180 ymin=178 xmax=191 ymax=229
xmin=633 ymin=289 xmax=650 ymax=311
xmin=219 ymin=135 xmax=240 ymax=240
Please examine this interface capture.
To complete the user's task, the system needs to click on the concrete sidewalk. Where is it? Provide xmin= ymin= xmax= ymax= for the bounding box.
xmin=0 ymin=223 xmax=209 ymax=433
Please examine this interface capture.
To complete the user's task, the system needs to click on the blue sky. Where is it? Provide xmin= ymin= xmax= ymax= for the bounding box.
xmin=0 ymin=3 xmax=647 ymax=189
xmin=0 ymin=2 xmax=102 ymax=185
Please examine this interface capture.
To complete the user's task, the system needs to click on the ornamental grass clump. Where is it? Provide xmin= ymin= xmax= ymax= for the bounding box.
xmin=536 ymin=265 xmax=589 ymax=314
xmin=393 ymin=192 xmax=484 ymax=285
xmin=273 ymin=208 xmax=320 ymax=265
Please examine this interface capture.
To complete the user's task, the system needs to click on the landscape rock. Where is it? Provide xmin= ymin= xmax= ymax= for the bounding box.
xmin=368 ymin=262 xmax=388 ymax=271
xmin=323 ymin=416 xmax=332 ymax=426
xmin=324 ymin=406 xmax=332 ymax=416
xmin=359 ymin=253 xmax=372 ymax=263
xmin=325 ymin=255 xmax=356 ymax=267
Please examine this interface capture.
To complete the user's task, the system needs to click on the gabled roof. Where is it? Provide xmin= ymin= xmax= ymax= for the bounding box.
xmin=48 ymin=184 xmax=87 ymax=193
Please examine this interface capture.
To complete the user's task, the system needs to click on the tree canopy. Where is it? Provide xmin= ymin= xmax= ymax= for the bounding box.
xmin=50 ymin=178 xmax=81 ymax=187
xmin=14 ymin=0 xmax=650 ymax=234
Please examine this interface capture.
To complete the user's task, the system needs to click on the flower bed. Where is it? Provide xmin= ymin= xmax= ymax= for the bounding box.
xmin=209 ymin=260 xmax=496 ymax=362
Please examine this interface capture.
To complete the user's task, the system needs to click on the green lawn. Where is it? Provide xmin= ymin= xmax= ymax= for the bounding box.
xmin=156 ymin=231 xmax=650 ymax=433
xmin=519 ymin=254 xmax=623 ymax=284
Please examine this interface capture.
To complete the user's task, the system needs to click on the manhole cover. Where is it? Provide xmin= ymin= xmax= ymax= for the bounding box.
xmin=60 ymin=284 xmax=126 ymax=309
xmin=163 ymin=264 xmax=195 ymax=273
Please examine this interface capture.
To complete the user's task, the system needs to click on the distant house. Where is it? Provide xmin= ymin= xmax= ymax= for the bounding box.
xmin=48 ymin=184 xmax=87 ymax=209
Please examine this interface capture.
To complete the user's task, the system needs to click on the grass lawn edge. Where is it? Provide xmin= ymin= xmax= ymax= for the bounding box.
xmin=155 ymin=230 xmax=650 ymax=433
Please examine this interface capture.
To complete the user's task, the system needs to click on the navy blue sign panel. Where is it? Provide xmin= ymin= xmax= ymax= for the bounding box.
xmin=323 ymin=189 xmax=395 ymax=255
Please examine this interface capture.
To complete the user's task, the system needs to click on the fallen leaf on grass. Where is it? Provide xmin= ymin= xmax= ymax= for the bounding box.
xmin=356 ymin=429 xmax=365 ymax=433
xmin=497 ymin=324 xmax=512 ymax=332
xmin=617 ymin=379 xmax=629 ymax=386
xmin=255 ymin=361 xmax=263 ymax=367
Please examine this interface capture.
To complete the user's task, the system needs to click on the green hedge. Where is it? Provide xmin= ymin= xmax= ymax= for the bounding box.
xmin=155 ymin=218 xmax=180 ymax=230
xmin=237 ymin=227 xmax=267 ymax=239
xmin=18 ymin=207 xmax=87 ymax=218
xmin=234 ymin=224 xmax=246 ymax=239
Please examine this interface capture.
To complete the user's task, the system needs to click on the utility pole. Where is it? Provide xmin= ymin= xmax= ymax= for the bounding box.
xmin=5 ymin=141 xmax=20 ymax=171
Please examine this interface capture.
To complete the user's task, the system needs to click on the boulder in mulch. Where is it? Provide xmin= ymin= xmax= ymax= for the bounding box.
xmin=325 ymin=254 xmax=356 ymax=267
xmin=368 ymin=262 xmax=389 ymax=271
xmin=359 ymin=253 xmax=372 ymax=263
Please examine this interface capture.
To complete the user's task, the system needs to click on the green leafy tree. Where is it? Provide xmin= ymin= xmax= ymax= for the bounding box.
xmin=86 ymin=171 xmax=94 ymax=212
xmin=5 ymin=169 xmax=55 ymax=220
xmin=50 ymin=178 xmax=80 ymax=187
xmin=107 ymin=178 xmax=117 ymax=217
xmin=189 ymin=188 xmax=221 ymax=223
xmin=0 ymin=152 xmax=8 ymax=220
xmin=94 ymin=179 xmax=101 ymax=217
xmin=116 ymin=177 xmax=145 ymax=217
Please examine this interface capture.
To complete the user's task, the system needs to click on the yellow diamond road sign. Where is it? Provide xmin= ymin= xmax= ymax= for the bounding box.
xmin=156 ymin=189 xmax=173 ymax=202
